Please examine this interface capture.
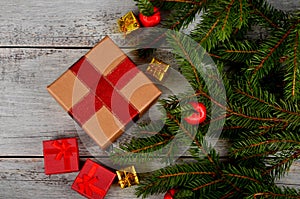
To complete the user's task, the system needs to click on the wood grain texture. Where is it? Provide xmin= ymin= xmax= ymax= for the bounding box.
xmin=0 ymin=0 xmax=299 ymax=198
xmin=0 ymin=0 xmax=137 ymax=46
xmin=0 ymin=158 xmax=299 ymax=199
xmin=266 ymin=0 xmax=300 ymax=11
xmin=0 ymin=48 xmax=87 ymax=156
xmin=0 ymin=158 xmax=164 ymax=199
xmin=0 ymin=0 xmax=298 ymax=47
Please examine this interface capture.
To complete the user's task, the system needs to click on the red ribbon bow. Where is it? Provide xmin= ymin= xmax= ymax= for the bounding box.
xmin=75 ymin=165 xmax=106 ymax=197
xmin=44 ymin=140 xmax=77 ymax=170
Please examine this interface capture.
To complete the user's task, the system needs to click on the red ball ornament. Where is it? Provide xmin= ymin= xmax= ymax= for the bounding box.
xmin=184 ymin=102 xmax=206 ymax=125
xmin=138 ymin=7 xmax=161 ymax=27
xmin=164 ymin=193 xmax=173 ymax=199
xmin=164 ymin=189 xmax=176 ymax=199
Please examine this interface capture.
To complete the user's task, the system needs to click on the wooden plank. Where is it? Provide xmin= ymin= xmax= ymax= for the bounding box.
xmin=0 ymin=0 xmax=136 ymax=46
xmin=0 ymin=0 xmax=298 ymax=47
xmin=0 ymin=48 xmax=229 ymax=156
xmin=0 ymin=48 xmax=87 ymax=156
xmin=266 ymin=0 xmax=300 ymax=11
xmin=0 ymin=158 xmax=163 ymax=199
xmin=0 ymin=158 xmax=299 ymax=199
xmin=276 ymin=161 xmax=300 ymax=187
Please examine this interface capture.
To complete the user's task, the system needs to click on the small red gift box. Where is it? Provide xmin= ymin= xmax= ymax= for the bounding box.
xmin=43 ymin=138 xmax=79 ymax=175
xmin=72 ymin=159 xmax=116 ymax=199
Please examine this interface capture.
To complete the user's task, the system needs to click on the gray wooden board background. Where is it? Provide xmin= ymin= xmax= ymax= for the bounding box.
xmin=0 ymin=0 xmax=299 ymax=198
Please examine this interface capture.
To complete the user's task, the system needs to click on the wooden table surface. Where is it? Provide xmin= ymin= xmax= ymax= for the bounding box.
xmin=0 ymin=1 xmax=299 ymax=198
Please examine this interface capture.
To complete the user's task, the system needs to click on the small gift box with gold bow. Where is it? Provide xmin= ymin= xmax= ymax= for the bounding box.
xmin=117 ymin=11 xmax=140 ymax=34
xmin=116 ymin=166 xmax=139 ymax=188
xmin=147 ymin=58 xmax=170 ymax=81
xmin=72 ymin=159 xmax=116 ymax=199
xmin=43 ymin=138 xmax=79 ymax=175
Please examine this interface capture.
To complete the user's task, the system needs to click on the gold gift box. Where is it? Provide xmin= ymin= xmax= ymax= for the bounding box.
xmin=117 ymin=11 xmax=140 ymax=34
xmin=116 ymin=166 xmax=139 ymax=188
xmin=147 ymin=58 xmax=170 ymax=81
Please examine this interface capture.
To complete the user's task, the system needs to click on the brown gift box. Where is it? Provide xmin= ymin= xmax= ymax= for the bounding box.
xmin=47 ymin=36 xmax=161 ymax=149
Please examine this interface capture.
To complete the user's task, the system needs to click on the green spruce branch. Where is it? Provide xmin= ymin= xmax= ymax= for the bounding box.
xmin=115 ymin=0 xmax=300 ymax=198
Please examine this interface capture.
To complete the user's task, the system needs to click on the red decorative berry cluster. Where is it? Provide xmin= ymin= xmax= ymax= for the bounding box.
xmin=139 ymin=7 xmax=161 ymax=27
xmin=184 ymin=102 xmax=207 ymax=125
xmin=164 ymin=189 xmax=176 ymax=199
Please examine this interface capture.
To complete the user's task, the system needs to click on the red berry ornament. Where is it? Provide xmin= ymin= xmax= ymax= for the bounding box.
xmin=164 ymin=189 xmax=176 ymax=199
xmin=138 ymin=7 xmax=161 ymax=27
xmin=184 ymin=102 xmax=206 ymax=125
xmin=164 ymin=193 xmax=173 ymax=199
